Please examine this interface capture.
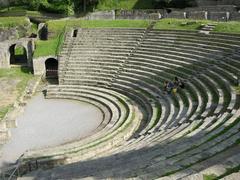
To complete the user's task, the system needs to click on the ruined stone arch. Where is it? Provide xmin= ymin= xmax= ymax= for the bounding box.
xmin=0 ymin=39 xmax=34 ymax=69
xmin=9 ymin=43 xmax=28 ymax=65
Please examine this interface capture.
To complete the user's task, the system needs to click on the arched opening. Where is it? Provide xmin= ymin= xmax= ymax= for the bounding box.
xmin=73 ymin=29 xmax=78 ymax=37
xmin=45 ymin=58 xmax=58 ymax=81
xmin=9 ymin=44 xmax=28 ymax=65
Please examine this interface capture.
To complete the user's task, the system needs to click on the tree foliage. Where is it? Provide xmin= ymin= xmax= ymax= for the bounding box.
xmin=5 ymin=0 xmax=222 ymax=14
xmin=154 ymin=0 xmax=197 ymax=8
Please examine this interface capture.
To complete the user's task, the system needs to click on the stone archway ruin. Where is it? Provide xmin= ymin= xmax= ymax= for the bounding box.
xmin=0 ymin=39 xmax=35 ymax=68
xmin=9 ymin=44 xmax=28 ymax=65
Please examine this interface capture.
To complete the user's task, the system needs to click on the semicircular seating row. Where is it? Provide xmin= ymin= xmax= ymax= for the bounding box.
xmin=20 ymin=28 xmax=240 ymax=179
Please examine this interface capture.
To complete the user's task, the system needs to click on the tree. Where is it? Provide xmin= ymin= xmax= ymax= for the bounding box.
xmin=83 ymin=0 xmax=86 ymax=12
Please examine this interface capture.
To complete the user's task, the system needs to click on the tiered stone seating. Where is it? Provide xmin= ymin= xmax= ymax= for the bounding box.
xmin=17 ymin=28 xmax=240 ymax=179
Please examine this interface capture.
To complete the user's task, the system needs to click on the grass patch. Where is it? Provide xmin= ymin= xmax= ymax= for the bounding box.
xmin=15 ymin=46 xmax=25 ymax=55
xmin=0 ymin=106 xmax=11 ymax=119
xmin=234 ymin=86 xmax=240 ymax=94
xmin=154 ymin=19 xmax=212 ymax=31
xmin=97 ymin=0 xmax=155 ymax=10
xmin=34 ymin=38 xmax=59 ymax=57
xmin=203 ymin=174 xmax=218 ymax=180
xmin=0 ymin=67 xmax=33 ymax=120
xmin=0 ymin=67 xmax=33 ymax=99
xmin=214 ymin=21 xmax=240 ymax=34
xmin=0 ymin=17 xmax=29 ymax=28
xmin=154 ymin=19 xmax=240 ymax=34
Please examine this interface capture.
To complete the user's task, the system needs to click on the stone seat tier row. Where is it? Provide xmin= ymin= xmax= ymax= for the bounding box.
xmin=26 ymin=111 xmax=240 ymax=179
xmin=61 ymin=65 xmax=235 ymax=127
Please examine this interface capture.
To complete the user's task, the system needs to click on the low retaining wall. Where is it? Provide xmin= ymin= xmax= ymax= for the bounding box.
xmin=0 ymin=28 xmax=19 ymax=42
xmin=116 ymin=9 xmax=163 ymax=20
xmin=33 ymin=56 xmax=57 ymax=76
xmin=230 ymin=12 xmax=240 ymax=20
xmin=187 ymin=11 xmax=206 ymax=19
xmin=208 ymin=11 xmax=228 ymax=21
xmin=84 ymin=5 xmax=239 ymax=21
xmin=85 ymin=10 xmax=115 ymax=20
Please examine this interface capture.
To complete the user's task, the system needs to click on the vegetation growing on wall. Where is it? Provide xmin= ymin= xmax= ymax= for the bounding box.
xmin=214 ymin=21 xmax=240 ymax=34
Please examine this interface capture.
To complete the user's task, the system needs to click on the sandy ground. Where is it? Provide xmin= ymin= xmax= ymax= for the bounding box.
xmin=0 ymin=77 xmax=20 ymax=108
xmin=0 ymin=94 xmax=103 ymax=167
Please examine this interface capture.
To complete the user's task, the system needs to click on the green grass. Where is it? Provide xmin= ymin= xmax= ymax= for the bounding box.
xmin=0 ymin=17 xmax=29 ymax=28
xmin=15 ymin=47 xmax=25 ymax=55
xmin=154 ymin=18 xmax=212 ymax=31
xmin=203 ymin=174 xmax=218 ymax=180
xmin=214 ymin=21 xmax=240 ymax=34
xmin=154 ymin=19 xmax=240 ymax=34
xmin=0 ymin=106 xmax=11 ymax=119
xmin=0 ymin=67 xmax=33 ymax=120
xmin=0 ymin=6 xmax=27 ymax=15
xmin=96 ymin=0 xmax=155 ymax=10
xmin=234 ymin=86 xmax=240 ymax=94
xmin=34 ymin=38 xmax=59 ymax=57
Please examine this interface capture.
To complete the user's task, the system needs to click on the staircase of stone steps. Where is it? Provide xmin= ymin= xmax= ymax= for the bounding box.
xmin=199 ymin=23 xmax=217 ymax=34
xmin=58 ymin=29 xmax=80 ymax=84
xmin=108 ymin=21 xmax=157 ymax=88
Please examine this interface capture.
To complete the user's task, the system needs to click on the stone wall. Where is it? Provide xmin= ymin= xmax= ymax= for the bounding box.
xmin=85 ymin=10 xmax=115 ymax=20
xmin=116 ymin=9 xmax=163 ymax=20
xmin=186 ymin=5 xmax=238 ymax=12
xmin=165 ymin=5 xmax=239 ymax=21
xmin=196 ymin=0 xmax=240 ymax=6
xmin=0 ymin=28 xmax=19 ymax=42
xmin=208 ymin=11 xmax=228 ymax=21
xmin=165 ymin=11 xmax=186 ymax=19
xmin=85 ymin=6 xmax=239 ymax=21
xmin=33 ymin=56 xmax=57 ymax=76
xmin=230 ymin=12 xmax=240 ymax=21
xmin=187 ymin=11 xmax=206 ymax=20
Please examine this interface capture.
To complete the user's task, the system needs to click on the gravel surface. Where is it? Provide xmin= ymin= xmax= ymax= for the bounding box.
xmin=0 ymin=94 xmax=103 ymax=166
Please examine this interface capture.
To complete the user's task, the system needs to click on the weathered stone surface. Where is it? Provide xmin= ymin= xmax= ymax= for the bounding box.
xmin=0 ymin=38 xmax=34 ymax=68
xmin=33 ymin=56 xmax=57 ymax=76
xmin=38 ymin=23 xmax=48 ymax=40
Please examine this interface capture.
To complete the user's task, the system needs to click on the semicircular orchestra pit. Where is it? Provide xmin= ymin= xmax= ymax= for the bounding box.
xmin=0 ymin=94 xmax=103 ymax=167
